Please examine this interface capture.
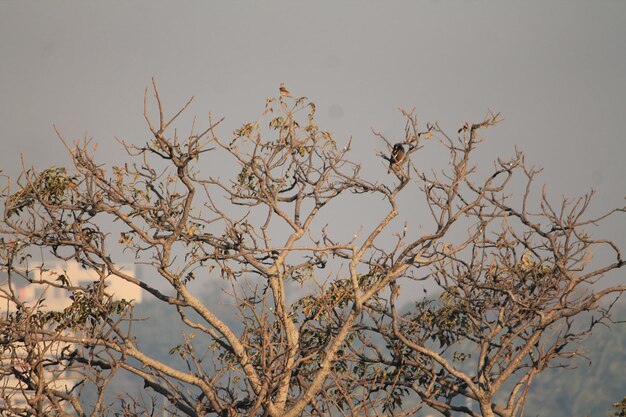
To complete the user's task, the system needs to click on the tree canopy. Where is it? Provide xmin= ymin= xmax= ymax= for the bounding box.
xmin=1 ymin=81 xmax=624 ymax=417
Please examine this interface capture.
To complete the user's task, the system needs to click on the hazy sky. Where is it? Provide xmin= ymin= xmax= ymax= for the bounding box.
xmin=1 ymin=1 xmax=625 ymax=268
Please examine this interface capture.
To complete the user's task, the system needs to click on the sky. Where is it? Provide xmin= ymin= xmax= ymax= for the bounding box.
xmin=1 ymin=1 xmax=625 ymax=287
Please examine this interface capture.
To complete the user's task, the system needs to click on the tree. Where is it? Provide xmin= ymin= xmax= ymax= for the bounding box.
xmin=1 ymin=80 xmax=624 ymax=417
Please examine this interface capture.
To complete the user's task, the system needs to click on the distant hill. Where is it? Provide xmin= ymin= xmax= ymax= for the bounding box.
xmin=522 ymin=300 xmax=626 ymax=417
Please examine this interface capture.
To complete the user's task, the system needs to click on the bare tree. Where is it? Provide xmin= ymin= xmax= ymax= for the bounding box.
xmin=357 ymin=119 xmax=626 ymax=417
xmin=0 ymin=81 xmax=623 ymax=417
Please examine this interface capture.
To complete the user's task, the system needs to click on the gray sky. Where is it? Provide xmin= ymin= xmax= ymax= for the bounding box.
xmin=1 ymin=1 xmax=625 ymax=277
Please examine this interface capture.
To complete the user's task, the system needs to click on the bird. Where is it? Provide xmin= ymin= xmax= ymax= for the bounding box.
xmin=388 ymin=143 xmax=406 ymax=174
xmin=279 ymin=83 xmax=291 ymax=97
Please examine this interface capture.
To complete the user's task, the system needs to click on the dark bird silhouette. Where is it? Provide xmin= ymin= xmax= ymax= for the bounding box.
xmin=388 ymin=143 xmax=406 ymax=174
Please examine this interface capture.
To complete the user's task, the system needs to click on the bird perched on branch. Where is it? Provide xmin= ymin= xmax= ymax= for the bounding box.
xmin=388 ymin=143 xmax=406 ymax=174
xmin=279 ymin=83 xmax=291 ymax=97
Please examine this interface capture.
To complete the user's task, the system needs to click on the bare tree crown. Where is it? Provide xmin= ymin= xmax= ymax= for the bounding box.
xmin=1 ymin=81 xmax=623 ymax=417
